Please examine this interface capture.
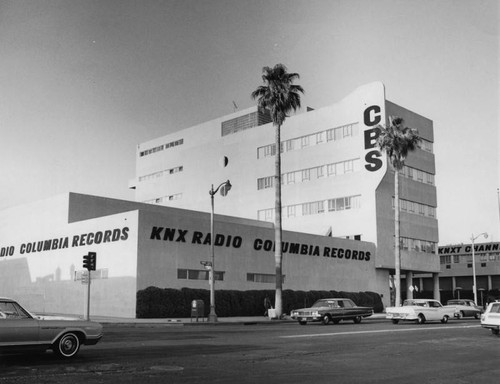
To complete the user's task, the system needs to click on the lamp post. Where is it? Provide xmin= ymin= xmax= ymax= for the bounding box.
xmin=471 ymin=232 xmax=488 ymax=305
xmin=208 ymin=180 xmax=231 ymax=323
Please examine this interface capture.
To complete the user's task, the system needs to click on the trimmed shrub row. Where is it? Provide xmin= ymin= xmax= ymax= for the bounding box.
xmin=136 ymin=286 xmax=384 ymax=318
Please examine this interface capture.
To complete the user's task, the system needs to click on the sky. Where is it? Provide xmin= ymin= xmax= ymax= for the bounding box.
xmin=0 ymin=0 xmax=499 ymax=245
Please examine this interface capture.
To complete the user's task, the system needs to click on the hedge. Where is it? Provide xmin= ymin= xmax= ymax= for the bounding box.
xmin=136 ymin=287 xmax=384 ymax=318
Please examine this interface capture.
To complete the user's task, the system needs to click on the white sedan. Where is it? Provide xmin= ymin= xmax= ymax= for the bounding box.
xmin=386 ymin=299 xmax=457 ymax=324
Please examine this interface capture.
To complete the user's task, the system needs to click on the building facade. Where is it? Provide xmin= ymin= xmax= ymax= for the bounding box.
xmin=439 ymin=242 xmax=500 ymax=305
xmin=131 ymin=82 xmax=440 ymax=304
xmin=0 ymin=193 xmax=380 ymax=318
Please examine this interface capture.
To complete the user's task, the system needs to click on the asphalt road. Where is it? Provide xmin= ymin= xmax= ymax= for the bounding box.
xmin=1 ymin=318 xmax=499 ymax=383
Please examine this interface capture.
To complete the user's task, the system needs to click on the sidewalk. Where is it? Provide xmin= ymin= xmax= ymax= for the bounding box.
xmin=94 ymin=313 xmax=387 ymax=327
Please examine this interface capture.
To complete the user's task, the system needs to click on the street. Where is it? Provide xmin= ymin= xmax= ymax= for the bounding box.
xmin=1 ymin=318 xmax=499 ymax=383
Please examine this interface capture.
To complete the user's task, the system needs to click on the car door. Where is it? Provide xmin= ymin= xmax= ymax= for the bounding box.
xmin=0 ymin=301 xmax=40 ymax=346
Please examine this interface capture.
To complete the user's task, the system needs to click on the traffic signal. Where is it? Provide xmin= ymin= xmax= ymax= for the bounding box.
xmin=83 ymin=252 xmax=97 ymax=271
xmin=83 ymin=254 xmax=90 ymax=270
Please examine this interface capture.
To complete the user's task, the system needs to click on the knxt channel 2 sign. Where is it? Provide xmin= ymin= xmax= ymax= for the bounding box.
xmin=363 ymin=105 xmax=383 ymax=172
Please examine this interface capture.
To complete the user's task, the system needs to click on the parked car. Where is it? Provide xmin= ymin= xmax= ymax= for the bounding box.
xmin=0 ymin=297 xmax=103 ymax=358
xmin=290 ymin=298 xmax=374 ymax=325
xmin=385 ymin=299 xmax=456 ymax=324
xmin=445 ymin=299 xmax=482 ymax=319
xmin=481 ymin=301 xmax=500 ymax=335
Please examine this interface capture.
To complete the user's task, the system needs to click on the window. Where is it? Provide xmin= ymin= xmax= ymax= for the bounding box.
xmin=316 ymin=166 xmax=325 ymax=178
xmin=316 ymin=132 xmax=324 ymax=144
xmin=302 ymin=201 xmax=324 ymax=215
xmin=247 ymin=273 xmax=286 ymax=284
xmin=301 ymin=136 xmax=310 ymax=148
xmin=344 ymin=160 xmax=353 ymax=173
xmin=258 ymin=209 xmax=274 ymax=222
xmin=301 ymin=169 xmax=310 ymax=182
xmin=287 ymin=206 xmax=296 ymax=218
xmin=178 ymin=269 xmax=224 ymax=281
xmin=417 ymin=170 xmax=424 ymax=182
xmin=327 ymin=164 xmax=336 ymax=176
xmin=287 ymin=173 xmax=295 ymax=184
xmin=257 ymin=176 xmax=273 ymax=190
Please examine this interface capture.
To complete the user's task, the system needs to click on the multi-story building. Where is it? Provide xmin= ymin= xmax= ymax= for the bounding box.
xmin=439 ymin=241 xmax=500 ymax=305
xmin=131 ymin=82 xmax=440 ymax=305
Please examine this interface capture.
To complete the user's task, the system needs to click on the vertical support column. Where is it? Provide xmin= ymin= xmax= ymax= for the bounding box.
xmin=433 ymin=273 xmax=440 ymax=302
xmin=406 ymin=271 xmax=414 ymax=300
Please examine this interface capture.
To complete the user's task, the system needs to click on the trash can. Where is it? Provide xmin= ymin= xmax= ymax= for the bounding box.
xmin=191 ymin=300 xmax=205 ymax=322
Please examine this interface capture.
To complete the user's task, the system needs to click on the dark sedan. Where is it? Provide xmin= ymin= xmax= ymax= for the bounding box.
xmin=290 ymin=298 xmax=373 ymax=325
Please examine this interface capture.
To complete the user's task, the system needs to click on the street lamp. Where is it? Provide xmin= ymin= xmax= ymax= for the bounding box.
xmin=208 ymin=180 xmax=232 ymax=323
xmin=471 ymin=232 xmax=488 ymax=305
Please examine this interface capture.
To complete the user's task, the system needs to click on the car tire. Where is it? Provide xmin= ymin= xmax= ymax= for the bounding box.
xmin=322 ymin=315 xmax=331 ymax=325
xmin=457 ymin=311 xmax=464 ymax=319
xmin=441 ymin=315 xmax=449 ymax=324
xmin=353 ymin=316 xmax=362 ymax=324
xmin=392 ymin=319 xmax=399 ymax=324
xmin=416 ymin=314 xmax=426 ymax=324
xmin=299 ymin=320 xmax=307 ymax=325
xmin=53 ymin=332 xmax=81 ymax=358
xmin=474 ymin=313 xmax=480 ymax=319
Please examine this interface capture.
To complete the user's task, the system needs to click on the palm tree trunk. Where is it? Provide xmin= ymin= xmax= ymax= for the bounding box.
xmin=394 ymin=169 xmax=401 ymax=306
xmin=274 ymin=123 xmax=283 ymax=317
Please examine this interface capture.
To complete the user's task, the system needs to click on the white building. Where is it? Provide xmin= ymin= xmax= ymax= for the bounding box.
xmin=132 ymin=82 xmax=440 ymax=304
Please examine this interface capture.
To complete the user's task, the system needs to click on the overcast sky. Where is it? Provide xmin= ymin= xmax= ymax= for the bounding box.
xmin=1 ymin=0 xmax=498 ymax=245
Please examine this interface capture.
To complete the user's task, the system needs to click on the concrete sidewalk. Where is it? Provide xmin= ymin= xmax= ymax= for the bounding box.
xmin=94 ymin=313 xmax=387 ymax=327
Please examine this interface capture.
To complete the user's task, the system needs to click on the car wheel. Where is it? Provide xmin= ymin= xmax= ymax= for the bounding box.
xmin=392 ymin=319 xmax=399 ymax=324
xmin=474 ymin=313 xmax=480 ymax=319
xmin=416 ymin=314 xmax=426 ymax=324
xmin=299 ymin=320 xmax=307 ymax=325
xmin=322 ymin=315 xmax=331 ymax=325
xmin=353 ymin=316 xmax=362 ymax=324
xmin=457 ymin=311 xmax=464 ymax=319
xmin=492 ymin=329 xmax=499 ymax=335
xmin=53 ymin=332 xmax=81 ymax=358
xmin=441 ymin=315 xmax=449 ymax=324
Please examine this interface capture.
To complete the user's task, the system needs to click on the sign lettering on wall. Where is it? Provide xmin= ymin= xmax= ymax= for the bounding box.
xmin=149 ymin=227 xmax=371 ymax=263
xmin=363 ymin=105 xmax=383 ymax=172
xmin=0 ymin=227 xmax=129 ymax=258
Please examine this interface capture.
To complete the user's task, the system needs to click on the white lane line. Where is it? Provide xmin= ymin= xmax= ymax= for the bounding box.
xmin=280 ymin=325 xmax=480 ymax=338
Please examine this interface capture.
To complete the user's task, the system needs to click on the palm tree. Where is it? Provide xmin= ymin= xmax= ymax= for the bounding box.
xmin=376 ymin=116 xmax=421 ymax=307
xmin=251 ymin=64 xmax=304 ymax=317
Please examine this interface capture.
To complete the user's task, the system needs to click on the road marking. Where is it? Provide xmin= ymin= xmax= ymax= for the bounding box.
xmin=280 ymin=325 xmax=480 ymax=338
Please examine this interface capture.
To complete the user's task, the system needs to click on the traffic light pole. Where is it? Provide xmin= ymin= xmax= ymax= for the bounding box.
xmin=86 ymin=271 xmax=91 ymax=321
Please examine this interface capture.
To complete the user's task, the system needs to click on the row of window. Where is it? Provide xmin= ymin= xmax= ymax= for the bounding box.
xmin=143 ymin=193 xmax=182 ymax=204
xmin=399 ymin=165 xmax=435 ymax=185
xmin=257 ymin=195 xmax=361 ymax=222
xmin=177 ymin=269 xmax=284 ymax=284
xmin=139 ymin=138 xmax=184 ymax=157
xmin=257 ymin=158 xmax=361 ymax=190
xmin=417 ymin=139 xmax=433 ymax=153
xmin=392 ymin=197 xmax=436 ymax=218
xmin=400 ymin=237 xmax=437 ymax=254
xmin=139 ymin=166 xmax=184 ymax=182
xmin=440 ymin=252 xmax=500 ymax=265
xmin=257 ymin=122 xmax=359 ymax=159
xmin=221 ymin=109 xmax=272 ymax=137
